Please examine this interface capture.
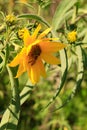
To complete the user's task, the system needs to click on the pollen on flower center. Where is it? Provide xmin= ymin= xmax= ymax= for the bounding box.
xmin=28 ymin=45 xmax=41 ymax=65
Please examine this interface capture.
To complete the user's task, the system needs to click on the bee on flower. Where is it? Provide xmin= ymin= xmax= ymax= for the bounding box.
xmin=8 ymin=24 xmax=66 ymax=84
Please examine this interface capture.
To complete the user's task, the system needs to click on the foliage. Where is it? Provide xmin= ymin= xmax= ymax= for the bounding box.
xmin=0 ymin=0 xmax=87 ymax=130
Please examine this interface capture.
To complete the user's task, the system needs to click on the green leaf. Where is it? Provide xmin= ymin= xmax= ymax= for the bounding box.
xmin=0 ymin=66 xmax=20 ymax=130
xmin=0 ymin=62 xmax=3 ymax=69
xmin=52 ymin=49 xmax=68 ymax=98
xmin=53 ymin=46 xmax=84 ymax=112
xmin=41 ymin=1 xmax=53 ymax=8
xmin=18 ymin=14 xmax=50 ymax=27
xmin=0 ymin=51 xmax=5 ymax=73
xmin=0 ymin=44 xmax=9 ymax=73
xmin=41 ymin=49 xmax=68 ymax=111
xmin=16 ymin=1 xmax=34 ymax=10
xmin=40 ymin=20 xmax=68 ymax=110
xmin=82 ymin=33 xmax=87 ymax=43
xmin=20 ymin=85 xmax=33 ymax=105
xmin=0 ymin=11 xmax=5 ymax=19
xmin=52 ymin=0 xmax=77 ymax=30
xmin=4 ymin=44 xmax=9 ymax=68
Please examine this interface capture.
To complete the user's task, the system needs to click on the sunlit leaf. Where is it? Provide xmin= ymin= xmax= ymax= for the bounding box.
xmin=52 ymin=0 xmax=77 ymax=30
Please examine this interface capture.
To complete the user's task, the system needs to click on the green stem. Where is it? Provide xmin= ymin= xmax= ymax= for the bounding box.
xmin=38 ymin=5 xmax=41 ymax=16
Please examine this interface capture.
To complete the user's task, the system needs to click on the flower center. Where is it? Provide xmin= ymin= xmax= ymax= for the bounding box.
xmin=28 ymin=45 xmax=41 ymax=65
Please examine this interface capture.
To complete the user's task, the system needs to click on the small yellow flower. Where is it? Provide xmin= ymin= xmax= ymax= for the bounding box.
xmin=6 ymin=14 xmax=17 ymax=26
xmin=67 ymin=30 xmax=77 ymax=43
xmin=18 ymin=28 xmax=27 ymax=39
xmin=8 ymin=24 xmax=66 ymax=84
xmin=19 ymin=0 xmax=28 ymax=3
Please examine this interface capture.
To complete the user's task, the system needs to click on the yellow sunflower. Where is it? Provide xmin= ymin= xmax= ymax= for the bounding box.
xmin=8 ymin=24 xmax=66 ymax=84
xmin=19 ymin=0 xmax=28 ymax=3
xmin=67 ymin=30 xmax=77 ymax=43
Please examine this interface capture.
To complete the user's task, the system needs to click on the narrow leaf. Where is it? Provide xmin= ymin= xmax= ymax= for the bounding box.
xmin=41 ymin=49 xmax=68 ymax=110
xmin=52 ymin=0 xmax=77 ymax=30
xmin=53 ymin=46 xmax=84 ymax=112
xmin=20 ymin=85 xmax=33 ymax=105
xmin=0 ymin=44 xmax=9 ymax=73
xmin=4 ymin=44 xmax=9 ymax=66
xmin=16 ymin=1 xmax=34 ymax=10
xmin=0 ymin=66 xmax=20 ymax=130
xmin=0 ymin=51 xmax=5 ymax=73
xmin=18 ymin=14 xmax=50 ymax=27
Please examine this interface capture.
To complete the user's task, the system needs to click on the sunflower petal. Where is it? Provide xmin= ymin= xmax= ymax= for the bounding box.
xmin=38 ymin=58 xmax=46 ymax=78
xmin=41 ymin=53 xmax=61 ymax=65
xmin=24 ymin=29 xmax=31 ymax=46
xmin=38 ymin=28 xmax=51 ymax=39
xmin=42 ymin=37 xmax=59 ymax=41
xmin=8 ymin=54 xmax=20 ymax=67
xmin=32 ymin=24 xmax=41 ymax=39
xmin=15 ymin=63 xmax=25 ymax=78
xmin=27 ymin=65 xmax=31 ymax=80
xmin=31 ymin=60 xmax=40 ymax=84
xmin=40 ymin=42 xmax=67 ymax=53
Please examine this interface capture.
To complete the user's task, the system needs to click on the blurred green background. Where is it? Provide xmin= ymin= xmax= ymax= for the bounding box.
xmin=0 ymin=0 xmax=87 ymax=130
